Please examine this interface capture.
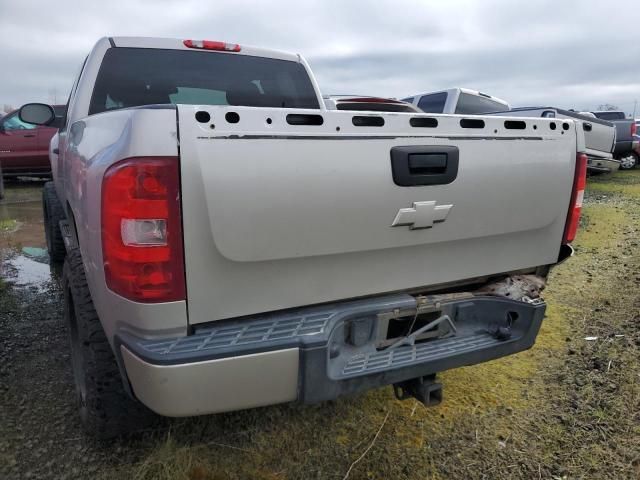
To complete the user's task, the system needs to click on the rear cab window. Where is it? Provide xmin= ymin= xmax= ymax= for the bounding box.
xmin=417 ymin=92 xmax=447 ymax=113
xmin=593 ymin=112 xmax=625 ymax=121
xmin=455 ymin=93 xmax=507 ymax=115
xmin=89 ymin=48 xmax=320 ymax=115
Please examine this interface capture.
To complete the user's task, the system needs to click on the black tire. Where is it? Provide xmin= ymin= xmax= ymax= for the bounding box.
xmin=42 ymin=181 xmax=66 ymax=263
xmin=63 ymin=249 xmax=157 ymax=439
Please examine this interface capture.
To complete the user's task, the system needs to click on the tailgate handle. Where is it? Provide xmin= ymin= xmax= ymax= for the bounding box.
xmin=391 ymin=146 xmax=459 ymax=186
xmin=408 ymin=153 xmax=447 ymax=174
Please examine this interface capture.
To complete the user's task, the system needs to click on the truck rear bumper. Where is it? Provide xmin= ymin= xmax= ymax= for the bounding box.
xmin=117 ymin=293 xmax=546 ymax=417
xmin=587 ymin=156 xmax=621 ymax=173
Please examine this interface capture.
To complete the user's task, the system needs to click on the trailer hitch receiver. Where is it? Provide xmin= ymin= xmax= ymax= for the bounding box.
xmin=393 ymin=374 xmax=442 ymax=407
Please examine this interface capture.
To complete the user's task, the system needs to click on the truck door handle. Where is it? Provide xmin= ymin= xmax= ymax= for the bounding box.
xmin=390 ymin=146 xmax=459 ymax=186
xmin=24 ymin=134 xmax=36 ymax=138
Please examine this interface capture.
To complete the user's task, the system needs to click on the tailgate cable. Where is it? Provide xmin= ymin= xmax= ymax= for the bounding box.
xmin=386 ymin=314 xmax=456 ymax=350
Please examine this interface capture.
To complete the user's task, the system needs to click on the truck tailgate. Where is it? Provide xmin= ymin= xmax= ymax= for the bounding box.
xmin=582 ymin=120 xmax=616 ymax=158
xmin=177 ymin=106 xmax=576 ymax=323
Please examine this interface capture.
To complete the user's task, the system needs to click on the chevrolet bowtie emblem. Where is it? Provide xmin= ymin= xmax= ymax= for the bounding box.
xmin=391 ymin=201 xmax=453 ymax=229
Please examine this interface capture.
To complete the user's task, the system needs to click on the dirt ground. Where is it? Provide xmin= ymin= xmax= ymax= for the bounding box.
xmin=1 ymin=171 xmax=638 ymax=480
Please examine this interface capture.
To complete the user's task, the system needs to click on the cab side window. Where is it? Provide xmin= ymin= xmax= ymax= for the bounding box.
xmin=2 ymin=113 xmax=37 ymax=131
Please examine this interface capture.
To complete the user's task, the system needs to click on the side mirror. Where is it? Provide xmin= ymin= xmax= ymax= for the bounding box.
xmin=19 ymin=103 xmax=56 ymax=126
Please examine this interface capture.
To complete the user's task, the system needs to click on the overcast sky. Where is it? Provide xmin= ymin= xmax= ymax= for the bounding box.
xmin=0 ymin=0 xmax=638 ymax=115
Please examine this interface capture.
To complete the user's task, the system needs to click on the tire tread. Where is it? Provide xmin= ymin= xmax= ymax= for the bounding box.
xmin=63 ymin=249 xmax=157 ymax=439
xmin=43 ymin=181 xmax=66 ymax=262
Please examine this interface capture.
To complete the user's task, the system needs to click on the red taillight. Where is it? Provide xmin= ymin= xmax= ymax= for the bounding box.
xmin=563 ymin=153 xmax=588 ymax=244
xmin=183 ymin=39 xmax=241 ymax=52
xmin=102 ymin=157 xmax=185 ymax=303
xmin=631 ymin=121 xmax=637 ymax=137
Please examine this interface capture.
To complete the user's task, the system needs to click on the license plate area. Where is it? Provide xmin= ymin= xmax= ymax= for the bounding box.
xmin=376 ymin=310 xmax=451 ymax=349
xmin=375 ymin=293 xmax=471 ymax=349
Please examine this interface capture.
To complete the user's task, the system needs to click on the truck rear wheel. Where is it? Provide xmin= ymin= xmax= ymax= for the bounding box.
xmin=42 ymin=182 xmax=66 ymax=263
xmin=63 ymin=249 xmax=157 ymax=439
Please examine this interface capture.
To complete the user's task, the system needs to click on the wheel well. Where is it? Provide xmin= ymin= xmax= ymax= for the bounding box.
xmin=65 ymin=202 xmax=80 ymax=247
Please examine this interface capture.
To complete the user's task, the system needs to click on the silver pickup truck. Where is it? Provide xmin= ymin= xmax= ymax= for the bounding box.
xmin=490 ymin=107 xmax=620 ymax=173
xmin=20 ymin=37 xmax=587 ymax=438
xmin=405 ymin=89 xmax=618 ymax=174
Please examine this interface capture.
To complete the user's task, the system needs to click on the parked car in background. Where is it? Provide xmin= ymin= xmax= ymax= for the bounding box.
xmin=0 ymin=105 xmax=64 ymax=178
xmin=489 ymin=107 xmax=619 ymax=174
xmin=325 ymin=95 xmax=420 ymax=112
xmin=590 ymin=111 xmax=637 ymax=169
xmin=403 ymin=88 xmax=510 ymax=114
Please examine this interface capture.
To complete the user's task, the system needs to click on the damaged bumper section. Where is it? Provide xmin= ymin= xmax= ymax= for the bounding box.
xmin=116 ymin=291 xmax=546 ymax=417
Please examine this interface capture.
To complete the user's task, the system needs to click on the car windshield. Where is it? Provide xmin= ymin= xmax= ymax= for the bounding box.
xmin=89 ymin=48 xmax=320 ymax=115
xmin=2 ymin=112 xmax=37 ymax=130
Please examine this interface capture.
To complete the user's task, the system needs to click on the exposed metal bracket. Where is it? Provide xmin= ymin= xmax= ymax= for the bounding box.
xmin=377 ymin=292 xmax=474 ymax=323
xmin=59 ymin=219 xmax=78 ymax=251
xmin=387 ymin=314 xmax=456 ymax=350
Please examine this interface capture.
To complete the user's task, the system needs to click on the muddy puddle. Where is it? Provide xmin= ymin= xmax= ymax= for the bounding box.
xmin=0 ymin=183 xmax=54 ymax=291
xmin=2 ymin=250 xmax=53 ymax=290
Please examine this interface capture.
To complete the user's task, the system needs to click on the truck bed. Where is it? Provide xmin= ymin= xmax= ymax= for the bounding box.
xmin=177 ymin=106 xmax=577 ymax=324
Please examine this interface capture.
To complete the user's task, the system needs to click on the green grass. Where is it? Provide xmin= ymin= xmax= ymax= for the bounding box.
xmin=0 ymin=219 xmax=18 ymax=232
xmin=588 ymin=168 xmax=640 ymax=198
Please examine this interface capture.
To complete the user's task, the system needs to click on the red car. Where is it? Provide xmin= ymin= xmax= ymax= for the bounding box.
xmin=0 ymin=105 xmax=64 ymax=178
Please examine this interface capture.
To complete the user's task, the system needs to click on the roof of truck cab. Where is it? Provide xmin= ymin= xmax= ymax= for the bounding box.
xmin=457 ymin=88 xmax=509 ymax=105
xmin=591 ymin=111 xmax=626 ymax=115
xmin=108 ymin=37 xmax=302 ymax=63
